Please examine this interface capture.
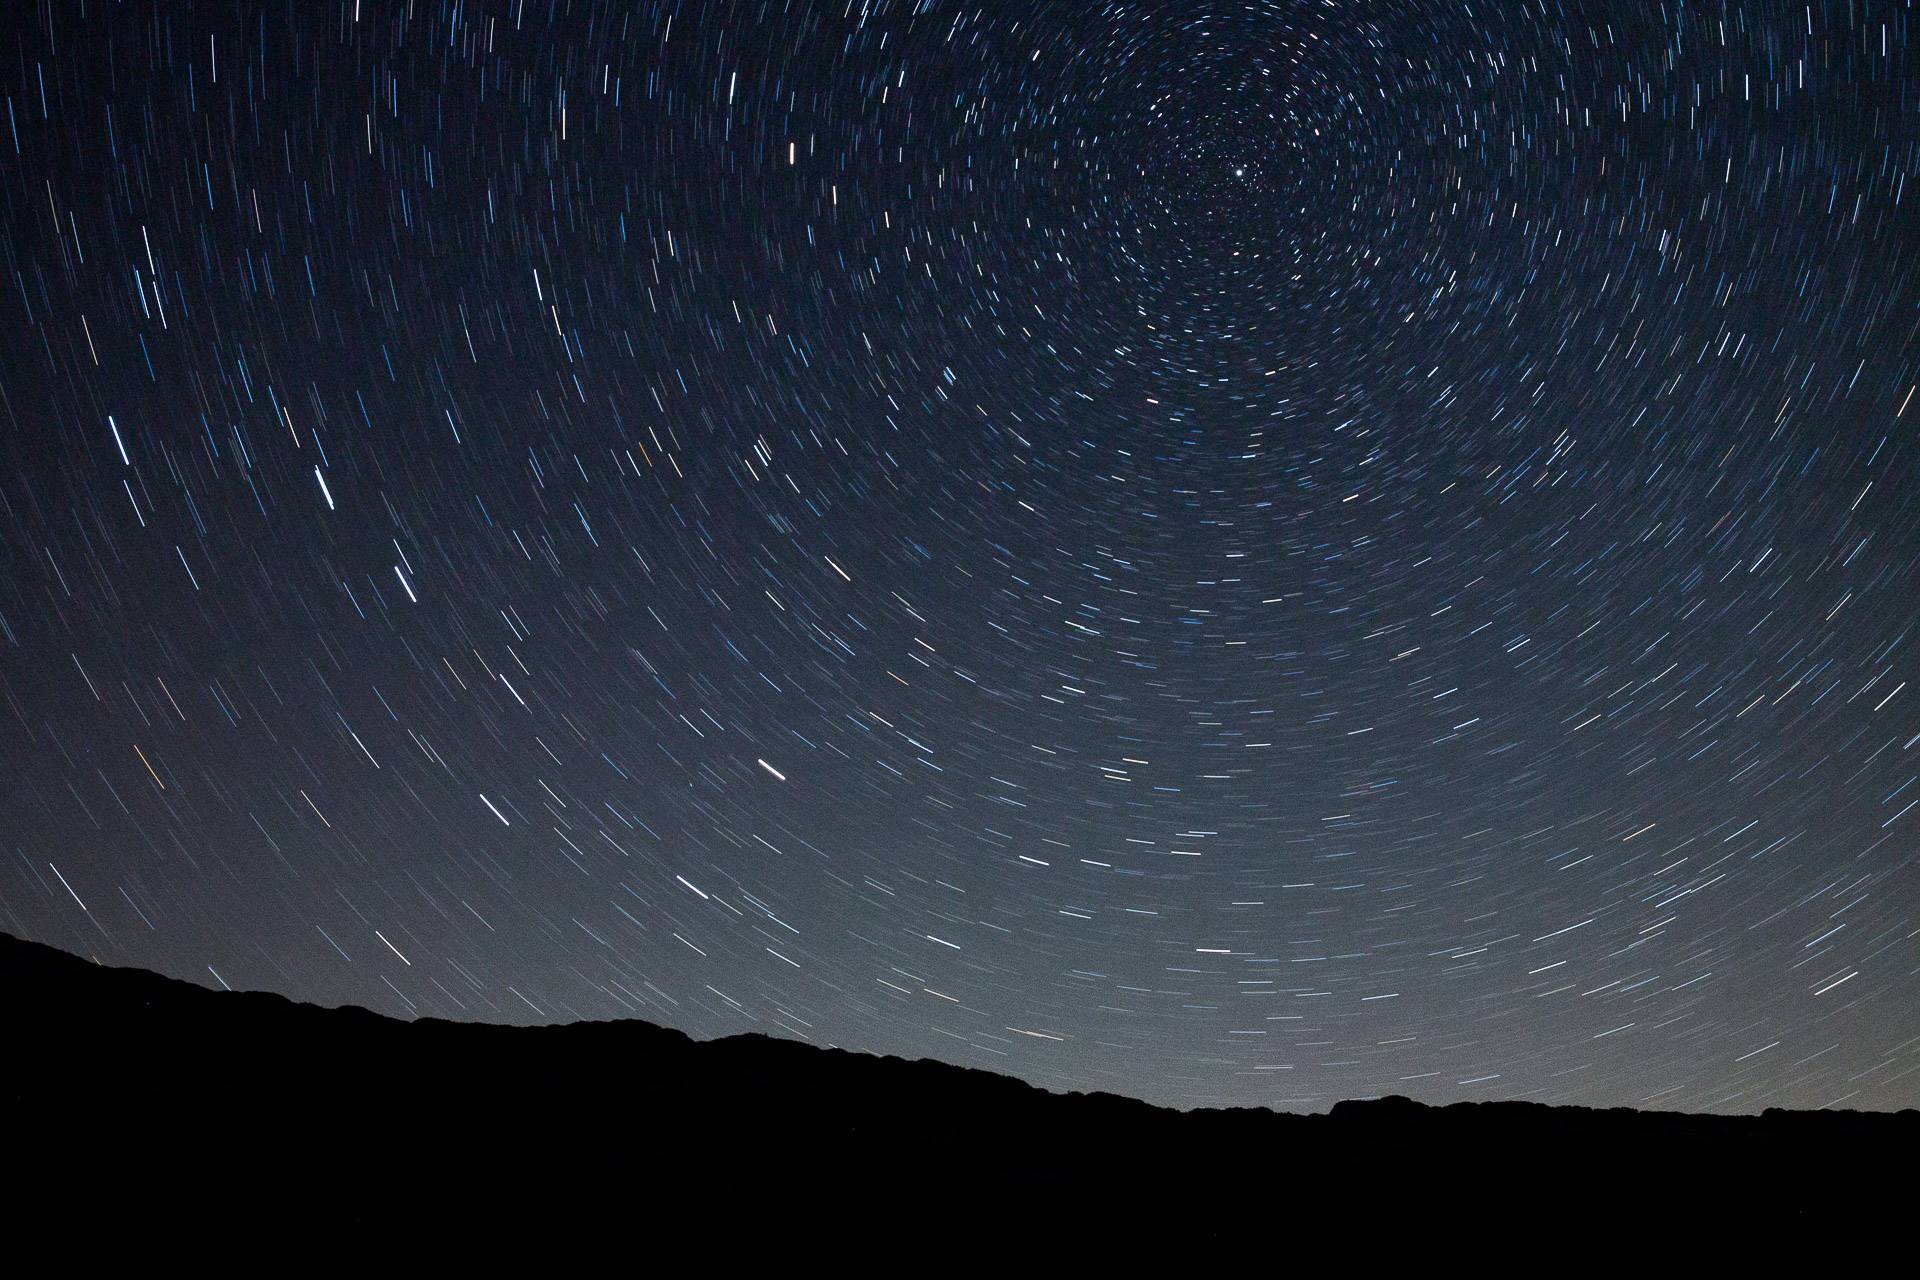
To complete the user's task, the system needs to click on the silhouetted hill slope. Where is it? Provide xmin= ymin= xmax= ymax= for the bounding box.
xmin=5 ymin=932 xmax=1912 ymax=1237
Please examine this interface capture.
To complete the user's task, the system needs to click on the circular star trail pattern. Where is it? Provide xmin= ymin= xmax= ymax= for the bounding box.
xmin=2 ymin=0 xmax=1917 ymax=1113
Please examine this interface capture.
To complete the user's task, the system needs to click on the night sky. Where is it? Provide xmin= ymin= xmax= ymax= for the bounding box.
xmin=2 ymin=0 xmax=1917 ymax=1114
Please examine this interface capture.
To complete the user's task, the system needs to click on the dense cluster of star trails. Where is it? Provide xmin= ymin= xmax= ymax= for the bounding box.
xmin=1 ymin=0 xmax=1915 ymax=1113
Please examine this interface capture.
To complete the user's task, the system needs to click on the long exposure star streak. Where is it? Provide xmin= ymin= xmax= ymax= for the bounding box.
xmin=1 ymin=0 xmax=1916 ymax=1113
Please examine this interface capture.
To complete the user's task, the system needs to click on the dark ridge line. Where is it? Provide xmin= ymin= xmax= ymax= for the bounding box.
xmin=8 ymin=931 xmax=1910 ymax=1129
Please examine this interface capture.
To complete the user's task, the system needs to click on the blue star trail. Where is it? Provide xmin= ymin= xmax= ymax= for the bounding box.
xmin=1 ymin=0 xmax=1916 ymax=1113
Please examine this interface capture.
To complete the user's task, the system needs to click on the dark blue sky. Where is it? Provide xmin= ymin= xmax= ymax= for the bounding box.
xmin=1 ymin=0 xmax=1916 ymax=1112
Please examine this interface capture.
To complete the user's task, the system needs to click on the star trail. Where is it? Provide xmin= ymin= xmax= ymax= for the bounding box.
xmin=1 ymin=0 xmax=1917 ymax=1113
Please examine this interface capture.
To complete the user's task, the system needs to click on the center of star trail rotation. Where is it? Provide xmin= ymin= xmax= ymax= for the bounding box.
xmin=0 ymin=0 xmax=1916 ymax=1112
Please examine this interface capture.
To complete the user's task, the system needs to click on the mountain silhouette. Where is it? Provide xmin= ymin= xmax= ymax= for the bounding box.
xmin=6 ymin=931 xmax=1911 ymax=1240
